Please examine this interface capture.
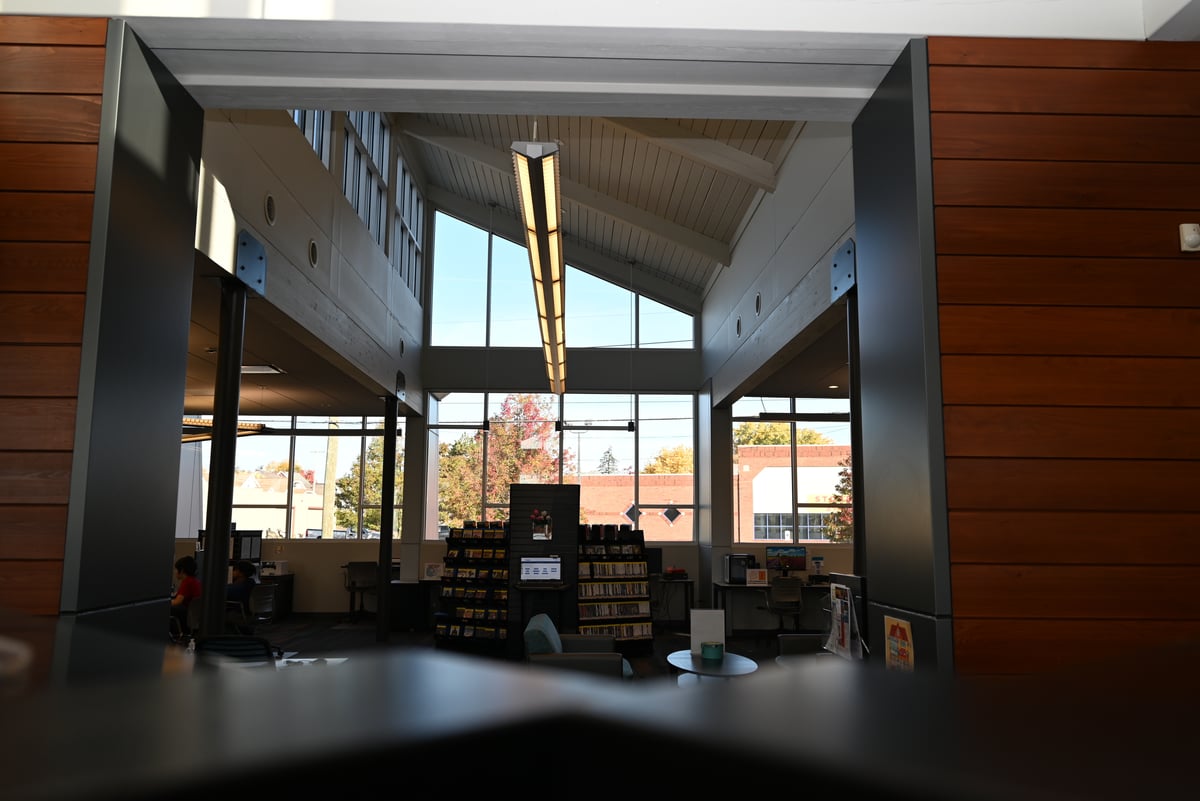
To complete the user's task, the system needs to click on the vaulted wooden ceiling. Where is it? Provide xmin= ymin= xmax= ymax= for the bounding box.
xmin=128 ymin=18 xmax=906 ymax=413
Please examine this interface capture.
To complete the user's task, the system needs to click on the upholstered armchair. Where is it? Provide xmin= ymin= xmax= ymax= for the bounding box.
xmin=522 ymin=613 xmax=635 ymax=680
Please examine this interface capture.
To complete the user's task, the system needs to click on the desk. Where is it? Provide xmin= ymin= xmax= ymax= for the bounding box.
xmin=389 ymin=580 xmax=442 ymax=631
xmin=712 ymin=580 xmax=831 ymax=633
xmin=257 ymin=573 xmax=294 ymax=622
xmin=667 ymin=649 xmax=757 ymax=679
xmin=513 ymin=582 xmax=571 ymax=630
xmin=342 ymin=562 xmax=401 ymax=619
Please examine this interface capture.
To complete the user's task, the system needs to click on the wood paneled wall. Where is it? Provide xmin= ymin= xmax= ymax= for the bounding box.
xmin=928 ymin=37 xmax=1200 ymax=675
xmin=0 ymin=16 xmax=106 ymax=615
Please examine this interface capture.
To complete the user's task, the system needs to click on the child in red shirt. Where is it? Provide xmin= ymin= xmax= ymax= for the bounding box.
xmin=170 ymin=555 xmax=202 ymax=642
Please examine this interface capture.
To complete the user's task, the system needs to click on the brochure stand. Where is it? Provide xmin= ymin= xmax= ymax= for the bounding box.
xmin=826 ymin=583 xmax=864 ymax=660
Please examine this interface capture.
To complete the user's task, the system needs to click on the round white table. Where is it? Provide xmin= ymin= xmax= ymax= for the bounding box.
xmin=667 ymin=649 xmax=758 ymax=679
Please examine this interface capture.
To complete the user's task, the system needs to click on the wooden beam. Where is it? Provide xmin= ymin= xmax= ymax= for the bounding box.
xmin=400 ymin=115 xmax=731 ymax=266
xmin=601 ymin=117 xmax=778 ymax=192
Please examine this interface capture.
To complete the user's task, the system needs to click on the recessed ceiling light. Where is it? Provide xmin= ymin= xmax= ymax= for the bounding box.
xmin=241 ymin=364 xmax=285 ymax=375
xmin=827 ymin=384 xmax=839 ymax=389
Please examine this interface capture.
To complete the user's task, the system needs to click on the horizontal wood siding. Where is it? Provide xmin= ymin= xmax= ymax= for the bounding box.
xmin=0 ymin=15 xmax=106 ymax=615
xmin=927 ymin=37 xmax=1200 ymax=676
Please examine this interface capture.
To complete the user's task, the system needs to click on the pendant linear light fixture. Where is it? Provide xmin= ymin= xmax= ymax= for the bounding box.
xmin=512 ymin=137 xmax=566 ymax=394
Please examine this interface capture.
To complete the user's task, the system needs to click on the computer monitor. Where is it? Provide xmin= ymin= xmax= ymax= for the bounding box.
xmin=765 ymin=545 xmax=806 ymax=571
xmin=644 ymin=547 xmax=663 ymax=575
xmin=519 ymin=556 xmax=562 ymax=583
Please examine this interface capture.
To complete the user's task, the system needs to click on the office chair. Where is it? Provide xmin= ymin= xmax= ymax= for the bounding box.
xmin=343 ymin=561 xmax=379 ymax=621
xmin=225 ymin=600 xmax=254 ymax=635
xmin=249 ymin=583 xmax=276 ymax=624
xmin=194 ymin=635 xmax=282 ymax=668
xmin=777 ymin=632 xmax=828 ymax=655
xmin=760 ymin=575 xmax=805 ymax=632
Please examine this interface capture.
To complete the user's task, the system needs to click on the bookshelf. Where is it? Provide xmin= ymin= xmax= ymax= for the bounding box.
xmin=576 ymin=525 xmax=653 ymax=650
xmin=434 ymin=521 xmax=510 ymax=654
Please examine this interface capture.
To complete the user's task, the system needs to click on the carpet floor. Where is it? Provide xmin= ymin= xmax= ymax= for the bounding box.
xmin=250 ymin=613 xmax=814 ymax=679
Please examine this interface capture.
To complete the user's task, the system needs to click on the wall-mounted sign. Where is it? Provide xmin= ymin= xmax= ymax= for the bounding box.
xmin=884 ymin=615 xmax=914 ymax=671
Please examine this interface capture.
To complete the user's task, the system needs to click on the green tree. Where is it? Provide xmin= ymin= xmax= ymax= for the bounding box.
xmin=733 ymin=421 xmax=832 ymax=445
xmin=437 ymin=393 xmax=562 ymax=526
xmin=484 ymin=393 xmax=560 ymax=513
xmin=597 ymin=446 xmax=619 ymax=474
xmin=823 ymin=456 xmax=854 ymax=542
xmin=437 ymin=433 xmax=483 ymax=527
xmin=334 ymin=437 xmax=402 ymax=534
xmin=642 ymin=444 xmax=693 ymax=474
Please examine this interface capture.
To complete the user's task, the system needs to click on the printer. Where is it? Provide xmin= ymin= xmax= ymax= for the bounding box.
xmin=260 ymin=560 xmax=288 ymax=576
xmin=723 ymin=553 xmax=755 ymax=584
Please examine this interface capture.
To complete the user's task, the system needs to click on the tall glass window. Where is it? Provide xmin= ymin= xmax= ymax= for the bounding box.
xmin=564 ymin=393 xmax=635 ymax=533
xmin=343 ymin=111 xmax=390 ymax=246
xmin=637 ymin=394 xmax=695 ymax=543
xmin=430 ymin=391 xmax=695 ymax=543
xmin=391 ymin=161 xmax=425 ymax=302
xmin=182 ymin=416 xmax=402 ymax=540
xmin=290 ymin=109 xmax=330 ymax=166
xmin=489 ymin=234 xmax=541 ymax=347
xmin=566 ymin=267 xmax=633 ymax=348
xmin=429 ymin=214 xmax=692 ymax=349
xmin=639 ymin=295 xmax=693 ymax=348
xmin=731 ymin=397 xmax=852 ymax=544
xmin=430 ymin=212 xmax=488 ymax=345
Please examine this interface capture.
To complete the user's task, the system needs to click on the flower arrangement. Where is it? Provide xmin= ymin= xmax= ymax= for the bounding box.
xmin=530 ymin=509 xmax=552 ymax=526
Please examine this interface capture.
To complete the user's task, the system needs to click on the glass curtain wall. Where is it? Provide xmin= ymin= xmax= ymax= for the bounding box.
xmin=730 ymin=397 xmax=852 ymax=544
xmin=431 ymin=392 xmax=695 ymax=542
xmin=427 ymin=209 xmax=697 ymax=542
xmin=181 ymin=416 xmax=402 ymax=539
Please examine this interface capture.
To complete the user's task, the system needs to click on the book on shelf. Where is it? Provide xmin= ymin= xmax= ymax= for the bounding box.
xmin=436 ymin=522 xmax=512 ymax=646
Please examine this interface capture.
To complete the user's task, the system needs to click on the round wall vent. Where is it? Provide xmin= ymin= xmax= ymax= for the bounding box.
xmin=735 ymin=317 xmax=742 ymax=337
xmin=263 ymin=193 xmax=277 ymax=226
xmin=755 ymin=292 xmax=762 ymax=316
xmin=307 ymin=239 xmax=319 ymax=268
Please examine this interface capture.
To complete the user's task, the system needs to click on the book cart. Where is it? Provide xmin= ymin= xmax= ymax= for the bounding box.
xmin=433 ymin=520 xmax=510 ymax=656
xmin=576 ymin=525 xmax=653 ymax=652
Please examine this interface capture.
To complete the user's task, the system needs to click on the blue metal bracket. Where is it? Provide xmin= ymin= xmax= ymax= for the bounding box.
xmin=236 ymin=229 xmax=266 ymax=297
xmin=830 ymin=237 xmax=856 ymax=302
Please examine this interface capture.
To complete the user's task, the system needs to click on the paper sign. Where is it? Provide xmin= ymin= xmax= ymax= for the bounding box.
xmin=884 ymin=615 xmax=914 ymax=671
xmin=690 ymin=609 xmax=725 ymax=655
xmin=745 ymin=568 xmax=768 ymax=585
xmin=826 ymin=583 xmax=863 ymax=660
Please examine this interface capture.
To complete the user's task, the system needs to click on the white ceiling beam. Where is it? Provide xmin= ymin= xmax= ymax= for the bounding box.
xmin=601 ymin=117 xmax=778 ymax=192
xmin=401 ymin=116 xmax=732 ymax=266
xmin=31 ymin=3 xmax=1149 ymax=42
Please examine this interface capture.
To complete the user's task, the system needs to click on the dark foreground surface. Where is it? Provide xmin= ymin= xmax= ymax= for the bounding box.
xmin=1 ymin=609 xmax=1197 ymax=801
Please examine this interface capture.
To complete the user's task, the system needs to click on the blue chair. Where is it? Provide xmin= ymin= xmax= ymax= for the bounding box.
xmin=522 ymin=613 xmax=635 ymax=680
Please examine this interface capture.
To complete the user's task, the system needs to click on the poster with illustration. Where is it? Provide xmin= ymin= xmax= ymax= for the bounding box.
xmin=884 ymin=615 xmax=914 ymax=671
xmin=827 ymin=583 xmax=861 ymax=659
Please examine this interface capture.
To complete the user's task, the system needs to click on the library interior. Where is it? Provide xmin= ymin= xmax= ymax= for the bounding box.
xmin=3 ymin=4 xmax=1200 ymax=799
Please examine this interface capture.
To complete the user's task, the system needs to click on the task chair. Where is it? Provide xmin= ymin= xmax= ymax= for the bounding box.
xmin=343 ymin=561 xmax=379 ymax=621
xmin=522 ymin=613 xmax=635 ymax=680
xmin=224 ymin=600 xmax=254 ymax=635
xmin=249 ymin=583 xmax=277 ymax=624
xmin=194 ymin=635 xmax=282 ymax=668
xmin=760 ymin=575 xmax=806 ymax=632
